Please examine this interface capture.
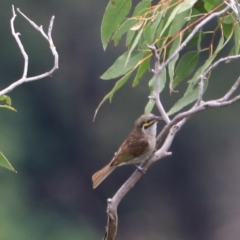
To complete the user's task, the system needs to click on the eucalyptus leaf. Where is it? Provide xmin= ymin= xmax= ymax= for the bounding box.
xmin=151 ymin=12 xmax=163 ymax=41
xmin=132 ymin=55 xmax=150 ymax=87
xmin=0 ymin=152 xmax=17 ymax=172
xmin=0 ymin=95 xmax=16 ymax=111
xmin=189 ymin=34 xmax=225 ymax=85
xmin=160 ymin=0 xmax=197 ymax=38
xmin=132 ymin=0 xmax=151 ymax=16
xmin=173 ymin=51 xmax=199 ymax=89
xmin=145 ymin=98 xmax=155 ymax=113
xmin=143 ymin=22 xmax=152 ymax=44
xmin=94 ymin=72 xmax=132 ymax=120
xmin=113 ymin=19 xmax=137 ymax=46
xmin=125 ymin=29 xmax=143 ymax=66
xmin=234 ymin=24 xmax=240 ymax=54
xmin=168 ymin=9 xmax=190 ymax=36
xmin=101 ymin=0 xmax=132 ymax=50
xmin=168 ymin=80 xmax=208 ymax=116
xmin=0 ymin=95 xmax=11 ymax=105
xmin=0 ymin=105 xmax=17 ymax=111
xmin=101 ymin=51 xmax=145 ymax=80
xmin=222 ymin=23 xmax=233 ymax=39
xmin=148 ymin=68 xmax=167 ymax=93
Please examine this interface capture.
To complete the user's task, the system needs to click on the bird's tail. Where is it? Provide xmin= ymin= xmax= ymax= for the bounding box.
xmin=92 ymin=164 xmax=116 ymax=189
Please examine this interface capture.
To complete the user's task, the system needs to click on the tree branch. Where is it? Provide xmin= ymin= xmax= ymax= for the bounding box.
xmin=0 ymin=5 xmax=59 ymax=97
xmin=159 ymin=5 xmax=230 ymax=73
xmin=101 ymin=3 xmax=240 ymax=240
xmin=148 ymin=45 xmax=170 ymax=124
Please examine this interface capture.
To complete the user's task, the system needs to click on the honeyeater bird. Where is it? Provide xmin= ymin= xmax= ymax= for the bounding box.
xmin=92 ymin=113 xmax=162 ymax=189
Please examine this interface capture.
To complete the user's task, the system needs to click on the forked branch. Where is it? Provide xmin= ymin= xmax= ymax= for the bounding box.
xmin=101 ymin=2 xmax=240 ymax=240
xmin=0 ymin=5 xmax=59 ymax=97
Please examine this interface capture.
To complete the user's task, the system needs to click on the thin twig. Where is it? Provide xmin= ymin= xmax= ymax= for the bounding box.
xmin=17 ymin=7 xmax=48 ymax=40
xmin=0 ymin=5 xmax=59 ymax=97
xmin=148 ymin=45 xmax=170 ymax=124
xmin=202 ymin=55 xmax=240 ymax=79
xmin=11 ymin=6 xmax=28 ymax=79
xmin=218 ymin=76 xmax=240 ymax=102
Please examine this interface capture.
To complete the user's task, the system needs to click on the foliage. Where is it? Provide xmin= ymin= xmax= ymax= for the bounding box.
xmin=95 ymin=0 xmax=240 ymax=118
xmin=0 ymin=95 xmax=16 ymax=172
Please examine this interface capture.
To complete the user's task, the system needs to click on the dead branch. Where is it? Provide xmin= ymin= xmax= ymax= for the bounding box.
xmin=0 ymin=5 xmax=58 ymax=97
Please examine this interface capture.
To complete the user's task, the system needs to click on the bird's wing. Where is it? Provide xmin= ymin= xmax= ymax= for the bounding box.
xmin=110 ymin=135 xmax=149 ymax=166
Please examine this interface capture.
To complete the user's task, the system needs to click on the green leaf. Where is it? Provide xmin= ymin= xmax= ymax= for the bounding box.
xmin=168 ymin=9 xmax=190 ymax=36
xmin=0 ymin=105 xmax=17 ymax=111
xmin=94 ymin=72 xmax=132 ymax=120
xmin=145 ymin=67 xmax=167 ymax=113
xmin=168 ymin=86 xmax=198 ymax=116
xmin=143 ymin=22 xmax=152 ymax=44
xmin=197 ymin=30 xmax=203 ymax=51
xmin=132 ymin=55 xmax=150 ymax=87
xmin=222 ymin=23 xmax=233 ymax=39
xmin=0 ymin=95 xmax=11 ymax=105
xmin=168 ymin=36 xmax=182 ymax=89
xmin=145 ymin=98 xmax=155 ymax=113
xmin=234 ymin=24 xmax=240 ymax=54
xmin=222 ymin=14 xmax=235 ymax=24
xmin=101 ymin=0 xmax=132 ymax=50
xmin=148 ymin=68 xmax=167 ymax=93
xmin=185 ymin=29 xmax=204 ymax=51
xmin=168 ymin=36 xmax=181 ymax=89
xmin=125 ymin=28 xmax=143 ymax=66
xmin=126 ymin=28 xmax=137 ymax=47
xmin=125 ymin=0 xmax=151 ymax=48
xmin=173 ymin=51 xmax=199 ymax=89
xmin=113 ymin=18 xmax=137 ymax=46
xmin=151 ymin=12 xmax=163 ymax=41
xmin=159 ymin=0 xmax=197 ymax=38
xmin=101 ymin=51 xmax=145 ymax=80
xmin=0 ymin=152 xmax=17 ymax=172
xmin=204 ymin=2 xmax=214 ymax=12
xmin=132 ymin=0 xmax=151 ymax=16
xmin=189 ymin=33 xmax=225 ymax=85
xmin=169 ymin=35 xmax=182 ymax=56
xmin=168 ymin=80 xmax=208 ymax=116
xmin=169 ymin=55 xmax=179 ymax=89
xmin=0 ymin=95 xmax=17 ymax=111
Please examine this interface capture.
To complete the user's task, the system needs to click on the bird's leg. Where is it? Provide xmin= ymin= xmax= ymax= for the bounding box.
xmin=135 ymin=164 xmax=147 ymax=174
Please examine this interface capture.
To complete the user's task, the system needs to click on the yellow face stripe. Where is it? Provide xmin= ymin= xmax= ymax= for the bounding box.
xmin=143 ymin=120 xmax=155 ymax=128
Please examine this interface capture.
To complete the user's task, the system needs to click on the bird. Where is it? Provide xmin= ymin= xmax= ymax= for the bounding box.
xmin=92 ymin=113 xmax=162 ymax=189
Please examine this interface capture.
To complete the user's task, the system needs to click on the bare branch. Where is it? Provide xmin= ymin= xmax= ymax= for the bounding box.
xmin=16 ymin=7 xmax=48 ymax=40
xmin=202 ymin=55 xmax=240 ymax=80
xmin=10 ymin=6 xmax=28 ymax=79
xmin=148 ymin=45 xmax=170 ymax=124
xmin=196 ymin=75 xmax=205 ymax=105
xmin=0 ymin=5 xmax=59 ymax=97
xmin=217 ymin=76 xmax=240 ymax=102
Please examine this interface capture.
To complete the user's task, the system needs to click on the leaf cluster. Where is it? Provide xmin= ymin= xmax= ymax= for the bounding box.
xmin=95 ymin=0 xmax=240 ymax=118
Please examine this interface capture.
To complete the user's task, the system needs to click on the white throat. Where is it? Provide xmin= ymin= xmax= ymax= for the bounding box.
xmin=142 ymin=122 xmax=157 ymax=137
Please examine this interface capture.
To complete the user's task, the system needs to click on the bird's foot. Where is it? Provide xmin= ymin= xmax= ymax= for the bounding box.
xmin=135 ymin=164 xmax=147 ymax=174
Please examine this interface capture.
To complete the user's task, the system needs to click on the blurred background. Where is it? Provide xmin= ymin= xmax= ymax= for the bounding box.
xmin=0 ymin=0 xmax=240 ymax=239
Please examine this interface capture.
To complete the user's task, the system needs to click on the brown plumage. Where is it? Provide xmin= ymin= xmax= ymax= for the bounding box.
xmin=92 ymin=113 xmax=161 ymax=189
